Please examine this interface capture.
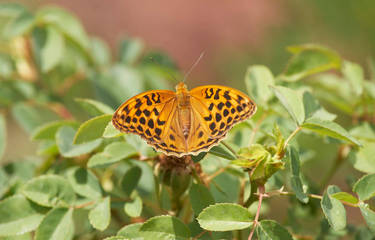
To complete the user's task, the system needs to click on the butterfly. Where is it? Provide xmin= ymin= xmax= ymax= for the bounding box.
xmin=112 ymin=82 xmax=257 ymax=157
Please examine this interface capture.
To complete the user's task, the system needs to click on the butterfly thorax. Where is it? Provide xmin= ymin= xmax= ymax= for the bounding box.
xmin=175 ymin=82 xmax=192 ymax=140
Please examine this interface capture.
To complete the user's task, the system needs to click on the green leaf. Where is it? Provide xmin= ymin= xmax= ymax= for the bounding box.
xmin=359 ymin=203 xmax=375 ymax=233
xmin=0 ymin=114 xmax=5 ymax=161
xmin=66 ymin=167 xmax=102 ymax=200
xmin=350 ymin=123 xmax=375 ymax=142
xmin=256 ymin=220 xmax=293 ymax=240
xmin=348 ymin=142 xmax=375 ymax=174
xmin=301 ymin=117 xmax=361 ymax=146
xmin=124 ymin=196 xmax=142 ymax=218
xmin=31 ymin=120 xmax=78 ymax=140
xmin=342 ymin=60 xmax=364 ymax=97
xmin=120 ymin=166 xmax=142 ymax=196
xmin=35 ymin=208 xmax=74 ymax=240
xmin=189 ymin=183 xmax=215 ymax=215
xmin=321 ymin=185 xmax=346 ymax=231
xmin=75 ymin=98 xmax=114 ymax=116
xmin=0 ymin=195 xmax=47 ymax=236
xmin=3 ymin=11 xmax=34 ymax=38
xmin=37 ymin=7 xmax=90 ymax=51
xmin=40 ymin=25 xmax=65 ymax=72
xmin=281 ymin=44 xmax=341 ymax=82
xmin=74 ymin=114 xmax=112 ymax=144
xmin=103 ymin=121 xmax=122 ymax=138
xmin=330 ymin=192 xmax=358 ymax=205
xmin=12 ymin=103 xmax=60 ymax=133
xmin=56 ymin=126 xmax=102 ymax=157
xmin=22 ymin=175 xmax=76 ymax=207
xmin=117 ymin=222 xmax=143 ymax=238
xmin=103 ymin=237 xmax=128 ymax=240
xmin=140 ymin=215 xmax=191 ymax=240
xmin=353 ymin=174 xmax=375 ymax=201
xmin=89 ymin=196 xmax=111 ymax=231
xmin=289 ymin=146 xmax=309 ymax=203
xmin=119 ymin=38 xmax=144 ymax=64
xmin=245 ymin=65 xmax=275 ymax=105
xmin=209 ymin=145 xmax=237 ymax=160
xmin=88 ymin=142 xmax=137 ymax=168
xmin=271 ymin=86 xmax=305 ymax=125
xmin=90 ymin=37 xmax=111 ymax=66
xmin=197 ymin=203 xmax=252 ymax=231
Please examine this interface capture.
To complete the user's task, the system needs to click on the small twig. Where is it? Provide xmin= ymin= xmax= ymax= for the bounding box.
xmin=75 ymin=200 xmax=96 ymax=209
xmin=221 ymin=141 xmax=238 ymax=157
xmin=192 ymin=230 xmax=208 ymax=240
xmin=206 ymin=165 xmax=230 ymax=182
xmin=249 ymin=112 xmax=267 ymax=146
xmin=248 ymin=185 xmax=265 ymax=240
xmin=283 ymin=126 xmax=302 ymax=150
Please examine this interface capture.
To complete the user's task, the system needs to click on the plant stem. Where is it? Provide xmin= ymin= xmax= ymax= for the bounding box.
xmin=221 ymin=141 xmax=238 ymax=157
xmin=248 ymin=184 xmax=265 ymax=240
xmin=283 ymin=126 xmax=302 ymax=150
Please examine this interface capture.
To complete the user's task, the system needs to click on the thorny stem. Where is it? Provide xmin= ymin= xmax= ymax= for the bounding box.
xmin=248 ymin=185 xmax=265 ymax=240
xmin=283 ymin=126 xmax=302 ymax=150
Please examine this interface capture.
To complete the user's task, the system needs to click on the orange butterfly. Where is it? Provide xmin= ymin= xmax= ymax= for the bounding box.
xmin=112 ymin=82 xmax=257 ymax=157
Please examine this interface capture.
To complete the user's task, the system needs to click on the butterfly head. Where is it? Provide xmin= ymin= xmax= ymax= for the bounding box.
xmin=175 ymin=82 xmax=188 ymax=93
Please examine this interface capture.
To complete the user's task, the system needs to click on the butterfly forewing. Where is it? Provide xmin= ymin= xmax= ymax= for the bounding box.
xmin=190 ymin=85 xmax=257 ymax=139
xmin=112 ymin=90 xmax=176 ymax=147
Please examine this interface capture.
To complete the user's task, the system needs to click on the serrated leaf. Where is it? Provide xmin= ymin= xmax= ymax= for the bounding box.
xmin=197 ymin=203 xmax=252 ymax=231
xmin=75 ymin=98 xmax=114 ymax=116
xmin=189 ymin=183 xmax=215 ymax=215
xmin=353 ymin=174 xmax=375 ymax=201
xmin=321 ymin=185 xmax=346 ymax=231
xmin=89 ymin=197 xmax=111 ymax=231
xmin=140 ymin=215 xmax=190 ymax=240
xmin=66 ymin=167 xmax=102 ymax=200
xmin=271 ymin=86 xmax=305 ymax=125
xmin=330 ymin=192 xmax=358 ymax=204
xmin=74 ymin=114 xmax=112 ymax=144
xmin=88 ymin=142 xmax=137 ymax=167
xmin=359 ymin=203 xmax=375 ymax=233
xmin=302 ymin=117 xmax=361 ymax=146
xmin=120 ymin=166 xmax=142 ymax=196
xmin=281 ymin=44 xmax=341 ymax=82
xmin=257 ymin=220 xmax=293 ymax=240
xmin=245 ymin=65 xmax=275 ymax=105
xmin=0 ymin=195 xmax=47 ymax=236
xmin=22 ymin=175 xmax=76 ymax=207
xmin=209 ymin=145 xmax=236 ymax=160
xmin=342 ymin=60 xmax=364 ymax=97
xmin=40 ymin=25 xmax=65 ymax=72
xmin=117 ymin=222 xmax=143 ymax=238
xmin=56 ymin=126 xmax=102 ymax=157
xmin=31 ymin=120 xmax=78 ymax=140
xmin=289 ymin=146 xmax=309 ymax=203
xmin=124 ymin=196 xmax=142 ymax=218
xmin=103 ymin=121 xmax=122 ymax=138
xmin=35 ymin=208 xmax=74 ymax=240
xmin=0 ymin=114 xmax=5 ymax=161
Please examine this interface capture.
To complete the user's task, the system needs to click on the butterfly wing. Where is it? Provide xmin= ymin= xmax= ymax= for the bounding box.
xmin=189 ymin=85 xmax=256 ymax=141
xmin=112 ymin=90 xmax=178 ymax=150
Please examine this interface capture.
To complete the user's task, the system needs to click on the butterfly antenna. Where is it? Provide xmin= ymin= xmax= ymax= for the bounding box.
xmin=183 ymin=51 xmax=205 ymax=83
xmin=149 ymin=57 xmax=177 ymax=82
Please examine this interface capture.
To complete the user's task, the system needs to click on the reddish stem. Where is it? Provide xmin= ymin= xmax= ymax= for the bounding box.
xmin=248 ymin=184 xmax=265 ymax=240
